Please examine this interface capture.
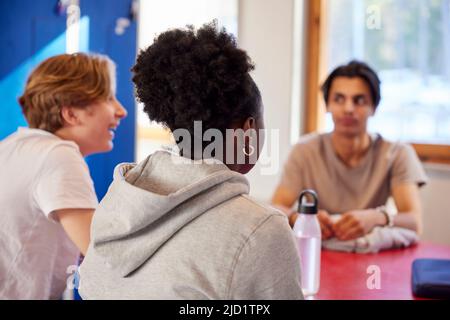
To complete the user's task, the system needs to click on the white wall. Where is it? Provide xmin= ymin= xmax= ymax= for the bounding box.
xmin=238 ymin=0 xmax=450 ymax=245
xmin=238 ymin=0 xmax=303 ymax=201
xmin=420 ymin=164 xmax=450 ymax=245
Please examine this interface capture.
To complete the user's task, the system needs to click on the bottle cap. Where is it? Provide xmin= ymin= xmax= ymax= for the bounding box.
xmin=297 ymin=189 xmax=318 ymax=215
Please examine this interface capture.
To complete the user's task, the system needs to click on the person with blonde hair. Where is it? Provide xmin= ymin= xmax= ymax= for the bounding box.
xmin=0 ymin=53 xmax=127 ymax=299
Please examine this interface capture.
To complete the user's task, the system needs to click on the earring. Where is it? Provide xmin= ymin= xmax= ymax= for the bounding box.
xmin=243 ymin=144 xmax=255 ymax=156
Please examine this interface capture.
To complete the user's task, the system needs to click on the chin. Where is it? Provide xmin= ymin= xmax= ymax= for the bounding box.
xmin=336 ymin=127 xmax=362 ymax=137
xmin=105 ymin=143 xmax=114 ymax=152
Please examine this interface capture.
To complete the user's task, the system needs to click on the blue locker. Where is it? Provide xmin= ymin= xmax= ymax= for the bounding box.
xmin=0 ymin=0 xmax=137 ymax=201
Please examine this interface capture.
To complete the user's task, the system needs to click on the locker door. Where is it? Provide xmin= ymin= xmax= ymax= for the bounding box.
xmin=0 ymin=0 xmax=137 ymax=201
xmin=81 ymin=0 xmax=137 ymax=200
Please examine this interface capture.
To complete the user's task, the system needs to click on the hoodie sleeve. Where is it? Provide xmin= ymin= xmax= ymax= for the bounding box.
xmin=227 ymin=214 xmax=304 ymax=300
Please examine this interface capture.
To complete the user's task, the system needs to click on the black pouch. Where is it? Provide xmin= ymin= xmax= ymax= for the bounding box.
xmin=412 ymin=258 xmax=450 ymax=299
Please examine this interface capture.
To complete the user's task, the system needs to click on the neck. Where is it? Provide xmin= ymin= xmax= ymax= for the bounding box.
xmin=54 ymin=127 xmax=88 ymax=157
xmin=331 ymin=132 xmax=371 ymax=167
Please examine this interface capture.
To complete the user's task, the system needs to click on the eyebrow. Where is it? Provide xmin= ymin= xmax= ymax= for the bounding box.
xmin=333 ymin=92 xmax=368 ymax=99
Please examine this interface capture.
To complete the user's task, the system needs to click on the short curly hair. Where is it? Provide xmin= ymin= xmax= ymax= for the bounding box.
xmin=131 ymin=22 xmax=261 ymax=136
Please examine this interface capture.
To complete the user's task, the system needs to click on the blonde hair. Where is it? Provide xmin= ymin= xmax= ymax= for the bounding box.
xmin=18 ymin=53 xmax=116 ymax=133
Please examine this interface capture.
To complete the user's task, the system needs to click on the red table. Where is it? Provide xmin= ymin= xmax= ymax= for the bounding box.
xmin=314 ymin=242 xmax=450 ymax=300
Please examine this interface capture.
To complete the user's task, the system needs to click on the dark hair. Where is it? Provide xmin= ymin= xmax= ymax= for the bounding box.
xmin=131 ymin=22 xmax=261 ymax=136
xmin=321 ymin=60 xmax=381 ymax=109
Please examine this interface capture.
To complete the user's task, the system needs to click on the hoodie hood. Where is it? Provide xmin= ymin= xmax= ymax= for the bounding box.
xmin=90 ymin=151 xmax=249 ymax=277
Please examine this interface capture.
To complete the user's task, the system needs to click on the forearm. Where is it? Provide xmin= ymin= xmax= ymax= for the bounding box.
xmin=393 ymin=211 xmax=422 ymax=234
xmin=55 ymin=209 xmax=94 ymax=256
xmin=369 ymin=209 xmax=388 ymax=228
xmin=390 ymin=183 xmax=423 ymax=234
xmin=373 ymin=207 xmax=422 ymax=233
xmin=271 ymin=186 xmax=298 ymax=226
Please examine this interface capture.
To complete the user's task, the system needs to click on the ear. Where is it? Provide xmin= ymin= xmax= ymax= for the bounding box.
xmin=60 ymin=106 xmax=82 ymax=126
xmin=242 ymin=117 xmax=256 ymax=131
xmin=242 ymin=117 xmax=257 ymax=149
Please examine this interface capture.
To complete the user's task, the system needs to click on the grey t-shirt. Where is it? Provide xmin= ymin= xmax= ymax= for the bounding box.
xmin=278 ymin=133 xmax=428 ymax=213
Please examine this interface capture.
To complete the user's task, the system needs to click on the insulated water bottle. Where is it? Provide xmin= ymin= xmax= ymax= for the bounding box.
xmin=293 ymin=189 xmax=321 ymax=297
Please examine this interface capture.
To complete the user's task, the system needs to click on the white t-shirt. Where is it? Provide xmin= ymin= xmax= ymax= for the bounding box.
xmin=0 ymin=128 xmax=98 ymax=299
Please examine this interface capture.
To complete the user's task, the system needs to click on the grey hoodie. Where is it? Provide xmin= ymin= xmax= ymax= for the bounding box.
xmin=79 ymin=151 xmax=303 ymax=299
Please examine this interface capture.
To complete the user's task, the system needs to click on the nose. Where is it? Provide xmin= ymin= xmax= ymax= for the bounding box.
xmin=343 ymin=100 xmax=355 ymax=114
xmin=115 ymin=100 xmax=128 ymax=119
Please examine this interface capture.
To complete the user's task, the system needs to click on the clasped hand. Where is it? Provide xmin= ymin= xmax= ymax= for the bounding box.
xmin=319 ymin=209 xmax=380 ymax=241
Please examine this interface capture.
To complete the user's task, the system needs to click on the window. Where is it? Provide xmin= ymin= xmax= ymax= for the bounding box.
xmin=136 ymin=0 xmax=238 ymax=162
xmin=304 ymin=0 xmax=450 ymax=163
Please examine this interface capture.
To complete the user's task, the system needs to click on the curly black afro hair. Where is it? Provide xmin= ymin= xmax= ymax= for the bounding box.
xmin=131 ymin=21 xmax=261 ymax=135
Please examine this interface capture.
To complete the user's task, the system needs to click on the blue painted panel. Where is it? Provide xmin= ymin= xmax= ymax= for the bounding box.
xmin=82 ymin=0 xmax=137 ymax=200
xmin=0 ymin=15 xmax=90 ymax=140
xmin=0 ymin=0 xmax=68 ymax=139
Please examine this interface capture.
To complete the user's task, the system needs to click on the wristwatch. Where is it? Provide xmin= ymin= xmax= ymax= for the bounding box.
xmin=376 ymin=205 xmax=395 ymax=227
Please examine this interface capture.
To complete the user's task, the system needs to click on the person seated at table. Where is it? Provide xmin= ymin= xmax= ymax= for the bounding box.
xmin=272 ymin=60 xmax=428 ymax=241
xmin=0 ymin=53 xmax=127 ymax=299
xmin=78 ymin=22 xmax=303 ymax=300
